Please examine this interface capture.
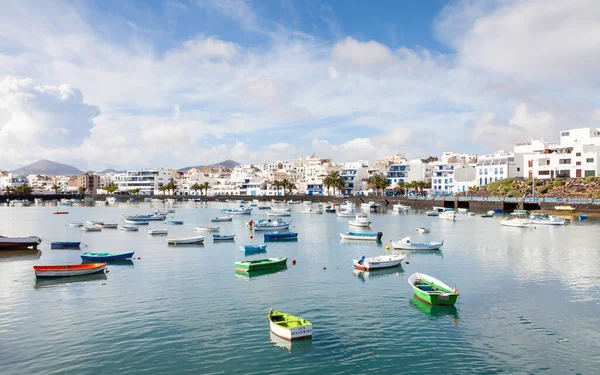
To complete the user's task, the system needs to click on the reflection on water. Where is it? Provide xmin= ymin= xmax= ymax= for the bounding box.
xmin=0 ymin=249 xmax=41 ymax=261
xmin=269 ymin=331 xmax=312 ymax=354
xmin=392 ymin=249 xmax=443 ymax=257
xmin=34 ymin=272 xmax=108 ymax=289
xmin=352 ymin=266 xmax=404 ymax=282
xmin=81 ymin=259 xmax=135 ymax=267
xmin=235 ymin=266 xmax=288 ymax=279
xmin=410 ymin=296 xmax=459 ymax=323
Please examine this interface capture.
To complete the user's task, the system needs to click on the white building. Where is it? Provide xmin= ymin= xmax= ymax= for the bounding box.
xmin=440 ymin=152 xmax=477 ymax=165
xmin=385 ymin=159 xmax=432 ymax=187
xmin=340 ymin=161 xmax=370 ymax=196
xmin=0 ymin=173 xmax=28 ymax=193
xmin=116 ymin=168 xmax=172 ymax=195
xmin=430 ymin=162 xmax=476 ymax=194
xmin=476 ymin=151 xmax=524 ymax=186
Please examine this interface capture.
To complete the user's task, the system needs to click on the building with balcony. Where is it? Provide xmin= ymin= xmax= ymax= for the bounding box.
xmin=385 ymin=160 xmax=432 ymax=187
xmin=79 ymin=173 xmax=101 ymax=195
xmin=476 ymin=151 xmax=524 ymax=186
xmin=116 ymin=168 xmax=171 ymax=195
xmin=340 ymin=161 xmax=370 ymax=196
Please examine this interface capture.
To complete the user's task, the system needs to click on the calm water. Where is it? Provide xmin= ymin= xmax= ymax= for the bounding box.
xmin=1 ymin=202 xmax=599 ymax=374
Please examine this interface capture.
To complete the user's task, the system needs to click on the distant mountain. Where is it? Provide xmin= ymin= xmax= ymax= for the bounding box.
xmin=178 ymin=159 xmax=240 ymax=172
xmin=96 ymin=168 xmax=126 ymax=174
xmin=11 ymin=159 xmax=83 ymax=176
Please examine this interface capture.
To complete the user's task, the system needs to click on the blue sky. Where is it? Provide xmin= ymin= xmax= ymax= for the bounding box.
xmin=1 ymin=0 xmax=599 ymax=170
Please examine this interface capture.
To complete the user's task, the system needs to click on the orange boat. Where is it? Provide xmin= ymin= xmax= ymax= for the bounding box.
xmin=54 ymin=211 xmax=69 ymax=215
xmin=33 ymin=263 xmax=107 ymax=278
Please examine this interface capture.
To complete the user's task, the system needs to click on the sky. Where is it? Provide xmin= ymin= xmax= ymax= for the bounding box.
xmin=1 ymin=0 xmax=600 ymax=170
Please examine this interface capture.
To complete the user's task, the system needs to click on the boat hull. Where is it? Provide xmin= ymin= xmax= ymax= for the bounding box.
xmin=235 ymin=257 xmax=287 ymax=271
xmin=167 ymin=237 xmax=204 ymax=244
xmin=353 ymin=255 xmax=404 ymax=271
xmin=80 ymin=252 xmax=134 ymax=261
xmin=0 ymin=236 xmax=42 ymax=250
xmin=211 ymin=216 xmax=233 ymax=222
xmin=269 ymin=310 xmax=312 ymax=341
xmin=264 ymin=232 xmax=298 ymax=241
xmin=408 ymin=272 xmax=458 ymax=306
xmin=340 ymin=232 xmax=380 ymax=241
xmin=50 ymin=242 xmax=81 ymax=249
xmin=148 ymin=229 xmax=168 ymax=235
xmin=213 ymin=234 xmax=235 ymax=241
xmin=253 ymin=224 xmax=290 ymax=231
xmin=33 ymin=263 xmax=107 ymax=278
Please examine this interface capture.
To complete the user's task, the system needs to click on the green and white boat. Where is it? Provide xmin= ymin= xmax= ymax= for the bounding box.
xmin=235 ymin=257 xmax=287 ymax=272
xmin=268 ymin=309 xmax=312 ymax=341
xmin=408 ymin=272 xmax=459 ymax=306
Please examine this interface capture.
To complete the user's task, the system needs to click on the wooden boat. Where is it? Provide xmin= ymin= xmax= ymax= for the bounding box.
xmin=50 ymin=241 xmax=81 ymax=249
xmin=555 ymin=205 xmax=575 ymax=211
xmin=167 ymin=220 xmax=184 ymax=225
xmin=252 ymin=219 xmax=291 ymax=231
xmin=167 ymin=236 xmax=204 ymax=245
xmin=264 ymin=232 xmax=298 ymax=241
xmin=123 ymin=212 xmax=167 ymax=221
xmin=240 ymin=244 xmax=267 ymax=254
xmin=339 ymin=232 xmax=382 ymax=241
xmin=97 ymin=223 xmax=118 ymax=228
xmin=80 ymin=251 xmax=134 ymax=261
xmin=353 ymin=254 xmax=405 ymax=271
xmin=124 ymin=219 xmax=149 ymax=225
xmin=288 ymin=200 xmax=301 ymax=204
xmin=439 ymin=211 xmax=456 ymax=221
xmin=68 ymin=223 xmax=83 ymax=227
xmin=33 ymin=263 xmax=107 ymax=278
xmin=235 ymin=257 xmax=287 ymax=272
xmin=349 ymin=214 xmax=371 ymax=227
xmin=391 ymin=237 xmax=443 ymax=250
xmin=258 ymin=206 xmax=271 ymax=210
xmin=267 ymin=211 xmax=291 ymax=217
xmin=195 ymin=226 xmax=220 ymax=232
xmin=268 ymin=309 xmax=312 ymax=341
xmin=119 ymin=226 xmax=139 ymax=231
xmin=408 ymin=272 xmax=459 ymax=306
xmin=213 ymin=234 xmax=235 ymax=241
xmin=416 ymin=227 xmax=430 ymax=234
xmin=148 ymin=228 xmax=168 ymax=235
xmin=211 ymin=216 xmax=233 ymax=222
xmin=53 ymin=211 xmax=69 ymax=215
xmin=81 ymin=226 xmax=101 ymax=232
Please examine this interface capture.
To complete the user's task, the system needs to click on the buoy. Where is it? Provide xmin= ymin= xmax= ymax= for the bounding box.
xmin=385 ymin=245 xmax=389 ymax=250
xmin=292 ymin=259 xmax=296 ymax=265
xmin=137 ymin=257 xmax=141 ymax=260
xmin=250 ymin=235 xmax=253 ymax=239
xmin=323 ymin=267 xmax=327 ymax=270
xmin=406 ymin=261 xmax=410 ymax=264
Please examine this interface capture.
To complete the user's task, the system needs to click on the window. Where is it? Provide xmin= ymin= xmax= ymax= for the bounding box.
xmin=479 ymin=169 xmax=482 ymax=175
xmin=479 ymin=178 xmax=482 ymax=186
xmin=559 ymin=159 xmax=571 ymax=164
xmin=484 ymin=169 xmax=488 ymax=175
xmin=517 ymin=167 xmax=521 ymax=172
xmin=444 ymin=179 xmax=448 ymax=184
xmin=576 ymin=162 xmax=581 ymax=166
xmin=587 ymin=158 xmax=594 ymax=163
xmin=585 ymin=170 xmax=595 ymax=177
xmin=561 ymin=131 xmax=570 ymax=136
xmin=494 ymin=168 xmax=498 ymax=175
xmin=449 ymin=178 xmax=453 ymax=183
xmin=539 ymin=171 xmax=550 ymax=175
xmin=576 ymin=152 xmax=581 ymax=156
xmin=499 ymin=168 xmax=504 ymax=174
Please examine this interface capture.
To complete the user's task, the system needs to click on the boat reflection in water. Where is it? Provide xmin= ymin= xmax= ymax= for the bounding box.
xmin=235 ymin=266 xmax=287 ymax=279
xmin=81 ymin=259 xmax=134 ymax=267
xmin=0 ymin=249 xmax=42 ymax=262
xmin=410 ymin=296 xmax=459 ymax=324
xmin=269 ymin=331 xmax=312 ymax=353
xmin=392 ymin=249 xmax=443 ymax=258
xmin=353 ymin=267 xmax=404 ymax=283
xmin=34 ymin=272 xmax=108 ymax=289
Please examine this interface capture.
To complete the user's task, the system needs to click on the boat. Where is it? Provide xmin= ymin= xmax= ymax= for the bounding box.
xmin=531 ymin=215 xmax=566 ymax=226
xmin=252 ymin=218 xmax=291 ymax=231
xmin=235 ymin=257 xmax=287 ymax=272
xmin=57 ymin=201 xmax=73 ymax=207
xmin=426 ymin=207 xmax=445 ymax=216
xmin=353 ymin=254 xmax=405 ymax=271
xmin=457 ymin=208 xmax=468 ymax=214
xmin=416 ymin=228 xmax=430 ymax=234
xmin=481 ymin=211 xmax=495 ymax=218
xmin=211 ymin=216 xmax=233 ymax=222
xmin=439 ymin=211 xmax=456 ymax=221
xmin=119 ymin=226 xmax=139 ymax=231
xmin=33 ymin=263 xmax=107 ymax=278
xmin=195 ymin=226 xmax=220 ymax=232
xmin=392 ymin=204 xmax=410 ymax=212
xmin=34 ymin=198 xmax=43 ymax=204
xmin=339 ymin=201 xmax=355 ymax=210
xmin=148 ymin=228 xmax=168 ymax=235
xmin=288 ymin=200 xmax=301 ymax=204
xmin=167 ymin=236 xmax=205 ymax=245
xmin=53 ymin=211 xmax=69 ymax=215
xmin=34 ymin=272 xmax=107 ymax=289
xmin=240 ymin=244 xmax=267 ymax=254
xmin=50 ymin=241 xmax=81 ymax=249
xmin=408 ymin=272 xmax=459 ymax=306
xmin=221 ymin=206 xmax=253 ymax=214
xmin=555 ymin=205 xmax=575 ymax=211
xmin=86 ymin=220 xmax=103 ymax=226
xmin=500 ymin=212 xmax=530 ymax=228
xmin=267 ymin=211 xmax=291 ymax=217
xmin=349 ymin=214 xmax=371 ymax=228
xmin=124 ymin=219 xmax=149 ymax=225
xmin=81 ymin=226 xmax=101 ymax=232
xmin=213 ymin=234 xmax=235 ymax=241
xmin=268 ymin=309 xmax=312 ymax=341
xmin=167 ymin=220 xmax=184 ymax=225
xmin=324 ymin=205 xmax=336 ymax=213
xmin=468 ymin=212 xmax=475 ymax=216
xmin=258 ymin=206 xmax=272 ymax=210
xmin=270 ymin=207 xmax=291 ymax=212
xmin=123 ymin=212 xmax=166 ymax=221
xmin=578 ymin=215 xmax=588 ymax=221
xmin=97 ymin=223 xmax=118 ymax=228
xmin=264 ymin=232 xmax=298 ymax=241
xmin=68 ymin=223 xmax=83 ymax=227
xmin=339 ymin=232 xmax=382 ymax=241
xmin=302 ymin=205 xmax=323 ymax=214
xmin=81 ymin=252 xmax=135 ymax=261
xmin=391 ymin=236 xmax=443 ymax=250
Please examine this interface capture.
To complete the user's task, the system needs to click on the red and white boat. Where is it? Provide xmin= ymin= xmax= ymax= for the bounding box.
xmin=353 ymin=254 xmax=405 ymax=271
xmin=0 ymin=236 xmax=42 ymax=250
xmin=33 ymin=263 xmax=107 ymax=278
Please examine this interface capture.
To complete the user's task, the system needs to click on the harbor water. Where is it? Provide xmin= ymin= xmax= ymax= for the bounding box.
xmin=1 ymin=202 xmax=599 ymax=374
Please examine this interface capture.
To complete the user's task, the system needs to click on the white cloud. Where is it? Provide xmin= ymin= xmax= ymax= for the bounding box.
xmin=332 ymin=37 xmax=393 ymax=66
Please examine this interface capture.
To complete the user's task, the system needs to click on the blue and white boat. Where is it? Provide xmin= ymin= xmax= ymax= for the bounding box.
xmin=58 ymin=201 xmax=73 ymax=207
xmin=240 ymin=244 xmax=267 ymax=254
xmin=124 ymin=218 xmax=150 ymax=225
xmin=264 ymin=232 xmax=298 ymax=241
xmin=391 ymin=236 xmax=443 ymax=250
xmin=221 ymin=205 xmax=253 ymax=214
xmin=213 ymin=234 xmax=235 ymax=241
xmin=252 ymin=218 xmax=291 ymax=231
xmin=123 ymin=211 xmax=167 ymax=221
xmin=167 ymin=220 xmax=184 ymax=225
xmin=50 ymin=241 xmax=81 ymax=249
xmin=339 ymin=232 xmax=382 ymax=241
xmin=120 ymin=226 xmax=140 ymax=231
xmin=80 ymin=251 xmax=135 ymax=261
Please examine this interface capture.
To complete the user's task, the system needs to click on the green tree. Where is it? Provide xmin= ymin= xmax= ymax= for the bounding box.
xmin=271 ymin=180 xmax=282 ymax=195
xmin=129 ymin=188 xmax=141 ymax=195
xmin=201 ymin=182 xmax=211 ymax=196
xmin=396 ymin=181 xmax=406 ymax=196
xmin=3 ymin=186 xmax=12 ymax=195
xmin=285 ymin=180 xmax=297 ymax=195
xmin=159 ymin=186 xmax=167 ymax=195
xmin=78 ymin=186 xmax=86 ymax=198
xmin=51 ymin=184 xmax=60 ymax=194
xmin=281 ymin=179 xmax=290 ymax=196
xmin=323 ymin=176 xmax=333 ymax=196
xmin=325 ymin=170 xmax=344 ymax=196
xmin=190 ymin=183 xmax=202 ymax=195
xmin=104 ymin=183 xmax=118 ymax=194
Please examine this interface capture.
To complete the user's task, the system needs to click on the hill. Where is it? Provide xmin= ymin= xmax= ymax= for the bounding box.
xmin=178 ymin=159 xmax=240 ymax=172
xmin=11 ymin=159 xmax=83 ymax=176
xmin=96 ymin=168 xmax=126 ymax=174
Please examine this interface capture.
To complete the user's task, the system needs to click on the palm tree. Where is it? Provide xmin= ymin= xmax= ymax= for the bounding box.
xmin=129 ymin=188 xmax=141 ymax=195
xmin=378 ymin=175 xmax=390 ymax=195
xmin=105 ymin=183 xmax=118 ymax=194
xmin=334 ymin=177 xmax=345 ymax=197
xmin=78 ymin=186 xmax=86 ymax=198
xmin=201 ymin=182 xmax=211 ymax=196
xmin=159 ymin=186 xmax=167 ymax=196
xmin=271 ymin=180 xmax=282 ymax=196
xmin=190 ymin=183 xmax=202 ymax=195
xmin=285 ymin=181 xmax=297 ymax=195
xmin=396 ymin=181 xmax=406 ymax=196
xmin=281 ymin=179 xmax=290 ymax=196
xmin=3 ymin=186 xmax=12 ymax=195
xmin=323 ymin=176 xmax=333 ymax=196
xmin=325 ymin=171 xmax=344 ymax=196
xmin=51 ymin=184 xmax=59 ymax=194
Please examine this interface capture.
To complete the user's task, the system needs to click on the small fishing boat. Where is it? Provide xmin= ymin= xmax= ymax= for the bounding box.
xmin=324 ymin=205 xmax=336 ymax=213
xmin=0 ymin=236 xmax=42 ymax=250
xmin=57 ymin=201 xmax=73 ymax=207
xmin=555 ymin=205 xmax=575 ymax=211
xmin=86 ymin=220 xmax=103 ymax=226
xmin=336 ymin=210 xmax=356 ymax=217
xmin=258 ymin=206 xmax=272 ymax=210
xmin=34 ymin=198 xmax=43 ymax=204
xmin=33 ymin=263 xmax=107 ymax=278
xmin=195 ymin=226 xmax=220 ymax=232
xmin=53 ymin=211 xmax=69 ymax=215
xmin=531 ymin=215 xmax=566 ymax=226
xmin=439 ymin=211 xmax=456 ymax=221
xmin=468 ymin=212 xmax=475 ymax=216
xmin=119 ymin=226 xmax=139 ymax=231
xmin=123 ymin=212 xmax=167 ymax=221
xmin=167 ymin=236 xmax=204 ymax=245
xmin=68 ymin=223 xmax=83 ymax=227
xmin=80 ymin=251 xmax=135 ymax=261
xmin=270 ymin=207 xmax=291 ymax=212
xmin=264 ymin=232 xmax=298 ymax=241
xmin=268 ymin=309 xmax=312 ymax=341
xmin=391 ymin=237 xmax=443 ymax=250
xmin=221 ymin=206 xmax=253 ymax=214
xmin=148 ymin=228 xmax=168 ymax=235
xmin=167 ymin=220 xmax=184 ymax=225
xmin=500 ymin=212 xmax=530 ymax=228
xmin=213 ymin=234 xmax=235 ymax=241
xmin=408 ymin=272 xmax=459 ymax=306
xmin=124 ymin=219 xmax=149 ymax=225
xmin=267 ymin=211 xmax=291 ymax=217
xmin=392 ymin=204 xmax=410 ymax=212
xmin=252 ymin=218 xmax=291 ymax=231
xmin=302 ymin=205 xmax=323 ymax=214
xmin=426 ymin=207 xmax=445 ymax=216
xmin=349 ymin=214 xmax=371 ymax=228
xmin=81 ymin=226 xmax=101 ymax=232
xmin=288 ymin=200 xmax=301 ymax=204
xmin=97 ymin=223 xmax=118 ymax=228
xmin=240 ymin=244 xmax=267 ymax=254
xmin=481 ymin=211 xmax=495 ymax=218
xmin=339 ymin=232 xmax=382 ymax=241
xmin=353 ymin=254 xmax=405 ymax=271
xmin=415 ymin=228 xmax=430 ymax=234
xmin=50 ymin=241 xmax=81 ymax=249
xmin=235 ymin=257 xmax=287 ymax=272
xmin=211 ymin=216 xmax=233 ymax=222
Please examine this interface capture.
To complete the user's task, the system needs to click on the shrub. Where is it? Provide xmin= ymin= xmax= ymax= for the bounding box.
xmin=486 ymin=181 xmax=501 ymax=193
xmin=500 ymin=178 xmax=514 ymax=186
xmin=585 ymin=176 xmax=597 ymax=184
xmin=536 ymin=186 xmax=548 ymax=194
xmin=553 ymin=178 xmax=565 ymax=187
xmin=506 ymin=190 xmax=518 ymax=197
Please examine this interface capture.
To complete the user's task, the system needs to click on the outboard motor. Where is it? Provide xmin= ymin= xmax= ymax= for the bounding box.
xmin=376 ymin=232 xmax=383 ymax=241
